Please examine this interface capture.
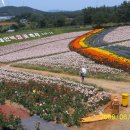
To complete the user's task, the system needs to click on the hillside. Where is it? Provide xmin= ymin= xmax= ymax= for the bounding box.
xmin=0 ymin=6 xmax=45 ymax=16
xmin=0 ymin=6 xmax=81 ymax=17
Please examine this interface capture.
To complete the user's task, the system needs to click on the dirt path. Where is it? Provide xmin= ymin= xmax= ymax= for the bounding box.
xmin=1 ymin=64 xmax=130 ymax=130
xmin=4 ymin=65 xmax=130 ymax=94
xmin=1 ymin=63 xmax=130 ymax=94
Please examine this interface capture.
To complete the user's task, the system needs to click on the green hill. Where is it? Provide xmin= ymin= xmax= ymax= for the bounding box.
xmin=0 ymin=6 xmax=44 ymax=16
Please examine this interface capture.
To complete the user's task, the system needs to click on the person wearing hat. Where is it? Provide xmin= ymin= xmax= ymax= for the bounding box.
xmin=80 ymin=65 xmax=87 ymax=82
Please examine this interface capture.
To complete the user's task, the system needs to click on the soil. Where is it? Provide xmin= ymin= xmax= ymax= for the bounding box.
xmin=0 ymin=100 xmax=30 ymax=119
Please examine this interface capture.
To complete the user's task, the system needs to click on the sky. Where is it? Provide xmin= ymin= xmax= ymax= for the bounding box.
xmin=0 ymin=0 xmax=129 ymax=11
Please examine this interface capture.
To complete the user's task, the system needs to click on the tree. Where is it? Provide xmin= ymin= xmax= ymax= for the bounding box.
xmin=55 ymin=16 xmax=66 ymax=27
xmin=10 ymin=24 xmax=19 ymax=30
xmin=39 ymin=19 xmax=47 ymax=28
xmin=116 ymin=1 xmax=130 ymax=22
xmin=82 ymin=8 xmax=92 ymax=25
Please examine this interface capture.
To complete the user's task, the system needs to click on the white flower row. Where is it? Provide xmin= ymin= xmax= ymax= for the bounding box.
xmin=110 ymin=40 xmax=130 ymax=48
xmin=0 ymin=67 xmax=107 ymax=95
xmin=103 ymin=26 xmax=130 ymax=43
xmin=16 ymin=51 xmax=123 ymax=74
xmin=0 ymin=39 xmax=71 ymax=62
xmin=0 ymin=31 xmax=87 ymax=56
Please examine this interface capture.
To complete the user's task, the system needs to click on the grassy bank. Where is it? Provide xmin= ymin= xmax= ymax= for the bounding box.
xmin=12 ymin=64 xmax=130 ymax=82
xmin=0 ymin=26 xmax=92 ymax=46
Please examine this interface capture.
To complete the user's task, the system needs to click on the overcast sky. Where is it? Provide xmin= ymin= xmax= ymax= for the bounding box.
xmin=0 ymin=0 xmax=128 ymax=11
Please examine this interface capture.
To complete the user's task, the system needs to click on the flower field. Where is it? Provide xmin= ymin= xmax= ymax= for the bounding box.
xmin=69 ymin=28 xmax=130 ymax=72
xmin=109 ymin=40 xmax=130 ymax=48
xmin=0 ymin=31 xmax=123 ymax=77
xmin=0 ymin=31 xmax=87 ymax=62
xmin=103 ymin=40 xmax=130 ymax=59
xmin=0 ymin=68 xmax=110 ymax=126
xmin=0 ymin=31 xmax=86 ymax=56
xmin=1 ymin=28 xmax=130 ymax=127
xmin=0 ymin=39 xmax=71 ymax=62
xmin=16 ymin=51 xmax=123 ymax=75
xmin=0 ymin=113 xmax=22 ymax=129
xmin=0 ymin=67 xmax=106 ymax=96
xmin=103 ymin=45 xmax=130 ymax=59
xmin=103 ymin=26 xmax=130 ymax=43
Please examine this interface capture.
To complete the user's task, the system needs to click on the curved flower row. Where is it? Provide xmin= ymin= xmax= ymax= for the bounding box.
xmin=69 ymin=29 xmax=130 ymax=71
xmin=69 ymin=29 xmax=103 ymax=50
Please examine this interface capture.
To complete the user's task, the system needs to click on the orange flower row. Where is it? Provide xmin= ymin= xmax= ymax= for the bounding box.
xmin=69 ymin=29 xmax=102 ymax=50
xmin=69 ymin=29 xmax=130 ymax=71
xmin=81 ymin=48 xmax=130 ymax=71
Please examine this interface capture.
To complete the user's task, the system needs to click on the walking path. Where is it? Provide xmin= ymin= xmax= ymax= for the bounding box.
xmin=7 ymin=65 xmax=130 ymax=94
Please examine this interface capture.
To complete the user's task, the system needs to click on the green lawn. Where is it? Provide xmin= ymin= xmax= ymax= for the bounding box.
xmin=0 ymin=26 xmax=92 ymax=46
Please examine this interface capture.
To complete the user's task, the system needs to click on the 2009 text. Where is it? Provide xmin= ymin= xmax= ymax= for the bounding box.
xmin=102 ymin=114 xmax=130 ymax=120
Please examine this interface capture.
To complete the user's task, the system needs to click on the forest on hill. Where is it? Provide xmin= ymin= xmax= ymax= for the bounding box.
xmin=0 ymin=1 xmax=130 ymax=31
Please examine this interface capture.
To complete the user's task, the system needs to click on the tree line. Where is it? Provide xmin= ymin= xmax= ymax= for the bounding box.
xmin=83 ymin=1 xmax=130 ymax=26
xmin=2 ymin=1 xmax=130 ymax=31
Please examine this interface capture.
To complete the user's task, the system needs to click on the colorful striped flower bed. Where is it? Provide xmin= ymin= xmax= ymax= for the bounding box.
xmin=69 ymin=29 xmax=103 ymax=50
xmin=69 ymin=29 xmax=130 ymax=72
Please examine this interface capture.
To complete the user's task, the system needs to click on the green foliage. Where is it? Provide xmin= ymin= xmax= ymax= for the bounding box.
xmin=0 ymin=113 xmax=22 ymax=129
xmin=82 ymin=1 xmax=130 ymax=26
xmin=116 ymin=1 xmax=130 ymax=22
xmin=0 ymin=80 xmax=109 ymax=126
xmin=55 ymin=16 xmax=66 ymax=27
xmin=82 ymin=7 xmax=93 ymax=25
xmin=1 ymin=1 xmax=130 ymax=30
xmin=0 ymin=26 xmax=9 ymax=33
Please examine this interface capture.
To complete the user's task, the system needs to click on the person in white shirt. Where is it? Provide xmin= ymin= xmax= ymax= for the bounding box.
xmin=80 ymin=65 xmax=87 ymax=82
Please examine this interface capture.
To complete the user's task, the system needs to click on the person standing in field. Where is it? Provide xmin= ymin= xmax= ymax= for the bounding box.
xmin=80 ymin=65 xmax=87 ymax=82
